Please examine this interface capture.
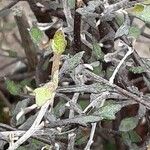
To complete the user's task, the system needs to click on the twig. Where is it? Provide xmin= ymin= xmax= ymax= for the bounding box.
xmin=67 ymin=133 xmax=76 ymax=150
xmin=109 ymin=44 xmax=134 ymax=84
xmin=62 ymin=0 xmax=73 ymax=29
xmin=7 ymin=100 xmax=51 ymax=150
xmin=73 ymin=0 xmax=82 ymax=53
xmin=67 ymin=93 xmax=79 ymax=150
xmin=84 ymin=123 xmax=97 ymax=150
xmin=0 ymin=123 xmax=16 ymax=131
xmin=84 ymin=70 xmax=150 ymax=109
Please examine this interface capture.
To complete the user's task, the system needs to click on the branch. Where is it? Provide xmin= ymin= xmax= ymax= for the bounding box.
xmin=84 ymin=123 xmax=97 ymax=150
xmin=13 ymin=1 xmax=38 ymax=71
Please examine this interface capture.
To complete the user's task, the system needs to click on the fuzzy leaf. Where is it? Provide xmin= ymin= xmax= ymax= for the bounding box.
xmin=128 ymin=130 xmax=142 ymax=143
xmin=34 ymin=83 xmax=55 ymax=107
xmin=68 ymin=0 xmax=75 ymax=9
xmin=134 ymin=5 xmax=150 ymax=23
xmin=128 ymin=26 xmax=141 ymax=38
xmin=115 ymin=23 xmax=130 ymax=38
xmin=51 ymin=28 xmax=67 ymax=54
xmin=94 ymin=102 xmax=122 ymax=120
xmin=92 ymin=42 xmax=104 ymax=61
xmin=60 ymin=51 xmax=84 ymax=75
xmin=4 ymin=50 xmax=18 ymax=58
xmin=133 ymin=4 xmax=145 ymax=13
xmin=30 ymin=26 xmax=44 ymax=44
xmin=129 ymin=66 xmax=145 ymax=74
xmin=119 ymin=117 xmax=139 ymax=132
xmin=5 ymin=79 xmax=21 ymax=95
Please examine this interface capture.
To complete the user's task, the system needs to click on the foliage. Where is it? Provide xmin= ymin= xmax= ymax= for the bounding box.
xmin=129 ymin=66 xmax=145 ymax=74
xmin=93 ymin=102 xmax=122 ymax=120
xmin=29 ymin=26 xmax=44 ymax=44
xmin=51 ymin=28 xmax=67 ymax=54
xmin=0 ymin=0 xmax=150 ymax=149
xmin=119 ymin=117 xmax=139 ymax=132
xmin=34 ymin=83 xmax=54 ymax=107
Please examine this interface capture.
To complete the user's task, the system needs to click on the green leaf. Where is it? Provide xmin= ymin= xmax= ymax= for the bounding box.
xmin=129 ymin=130 xmax=142 ymax=143
xmin=5 ymin=79 xmax=21 ymax=95
xmin=51 ymin=28 xmax=67 ymax=54
xmin=129 ymin=66 xmax=145 ymax=74
xmin=20 ymin=79 xmax=31 ymax=87
xmin=119 ymin=117 xmax=139 ymax=132
xmin=29 ymin=26 xmax=44 ymax=44
xmin=115 ymin=20 xmax=130 ymax=38
xmin=128 ymin=26 xmax=141 ymax=38
xmin=78 ymin=100 xmax=89 ymax=110
xmin=94 ymin=102 xmax=122 ymax=120
xmin=121 ymin=132 xmax=131 ymax=145
xmin=134 ymin=5 xmax=150 ymax=23
xmin=75 ymin=134 xmax=89 ymax=146
xmin=115 ymin=12 xmax=125 ymax=26
xmin=60 ymin=51 xmax=85 ymax=74
xmin=68 ymin=0 xmax=75 ymax=9
xmin=121 ymin=131 xmax=142 ymax=149
xmin=133 ymin=4 xmax=145 ymax=13
xmin=34 ymin=83 xmax=54 ymax=107
xmin=92 ymin=42 xmax=104 ymax=61
xmin=4 ymin=50 xmax=18 ymax=58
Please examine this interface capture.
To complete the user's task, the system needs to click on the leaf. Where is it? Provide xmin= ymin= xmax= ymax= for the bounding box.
xmin=11 ymin=99 xmax=30 ymax=126
xmin=115 ymin=13 xmax=130 ymax=38
xmin=128 ymin=130 xmax=142 ymax=143
xmin=75 ymin=134 xmax=89 ymax=145
xmin=92 ymin=42 xmax=104 ymax=61
xmin=94 ymin=102 xmax=122 ymax=120
xmin=134 ymin=5 xmax=150 ymax=23
xmin=17 ymin=139 xmax=45 ymax=150
xmin=115 ymin=23 xmax=130 ymax=38
xmin=129 ymin=66 xmax=145 ymax=74
xmin=121 ymin=132 xmax=131 ymax=145
xmin=68 ymin=0 xmax=75 ymax=9
xmin=133 ymin=4 xmax=145 ymax=13
xmin=4 ymin=50 xmax=18 ymax=58
xmin=34 ymin=83 xmax=55 ymax=107
xmin=115 ymin=11 xmax=125 ymax=26
xmin=29 ymin=26 xmax=44 ymax=44
xmin=5 ymin=79 xmax=21 ymax=95
xmin=60 ymin=51 xmax=85 ymax=75
xmin=51 ymin=28 xmax=67 ymax=54
xmin=119 ymin=117 xmax=139 ymax=132
xmin=128 ymin=26 xmax=141 ymax=38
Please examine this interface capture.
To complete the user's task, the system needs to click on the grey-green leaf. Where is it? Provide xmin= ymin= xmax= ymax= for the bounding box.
xmin=134 ymin=5 xmax=150 ymax=23
xmin=129 ymin=66 xmax=145 ymax=74
xmin=119 ymin=117 xmax=139 ymax=132
xmin=92 ymin=42 xmax=104 ymax=61
xmin=68 ymin=0 xmax=75 ymax=9
xmin=128 ymin=26 xmax=141 ymax=38
xmin=94 ymin=103 xmax=122 ymax=120
xmin=60 ymin=51 xmax=85 ymax=76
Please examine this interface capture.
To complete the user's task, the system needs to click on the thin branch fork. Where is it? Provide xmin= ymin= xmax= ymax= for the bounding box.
xmin=85 ymin=70 xmax=150 ymax=109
